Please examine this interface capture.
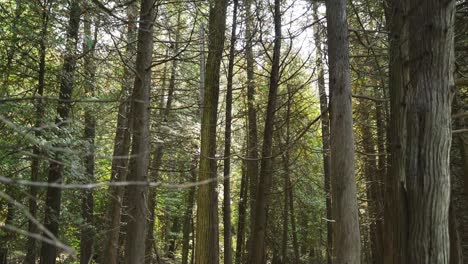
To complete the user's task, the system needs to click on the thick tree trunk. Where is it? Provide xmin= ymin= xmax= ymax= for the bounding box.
xmin=405 ymin=1 xmax=455 ymax=262
xmin=26 ymin=2 xmax=50 ymax=263
xmin=124 ymin=0 xmax=156 ymax=263
xmin=80 ymin=10 xmax=97 ymax=264
xmin=223 ymin=1 xmax=238 ymax=264
xmin=102 ymin=3 xmax=138 ymax=263
xmin=248 ymin=0 xmax=281 ymax=263
xmin=194 ymin=0 xmax=228 ymax=263
xmin=325 ymin=0 xmax=361 ymax=262
xmin=39 ymin=2 xmax=81 ymax=263
xmin=312 ymin=3 xmax=332 ymax=263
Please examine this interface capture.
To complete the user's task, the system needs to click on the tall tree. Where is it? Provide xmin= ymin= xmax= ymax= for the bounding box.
xmin=383 ymin=0 xmax=408 ymax=263
xmin=102 ymin=2 xmax=138 ymax=263
xmin=194 ymin=0 xmax=228 ymax=263
xmin=248 ymin=0 xmax=282 ymax=262
xmin=326 ymin=0 xmax=361 ymax=262
xmin=80 ymin=7 xmax=97 ymax=264
xmin=223 ymin=1 xmax=239 ymax=263
xmin=312 ymin=3 xmax=332 ymax=263
xmin=145 ymin=11 xmax=181 ymax=263
xmin=124 ymin=0 xmax=156 ymax=262
xmin=26 ymin=1 xmax=51 ymax=263
xmin=405 ymin=0 xmax=455 ymax=262
xmin=39 ymin=1 xmax=81 ymax=263
xmin=235 ymin=160 xmax=248 ymax=264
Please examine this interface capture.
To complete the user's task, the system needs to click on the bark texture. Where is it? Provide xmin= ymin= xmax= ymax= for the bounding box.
xmin=325 ymin=0 xmax=361 ymax=262
xmin=405 ymin=1 xmax=455 ymax=263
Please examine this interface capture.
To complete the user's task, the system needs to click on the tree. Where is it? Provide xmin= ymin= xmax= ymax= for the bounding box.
xmin=248 ymin=0 xmax=282 ymax=262
xmin=124 ymin=0 xmax=156 ymax=262
xmin=40 ymin=1 xmax=81 ymax=263
xmin=102 ymin=2 xmax=138 ymax=263
xmin=312 ymin=3 xmax=332 ymax=263
xmin=223 ymin=0 xmax=238 ymax=263
xmin=326 ymin=0 xmax=361 ymax=262
xmin=405 ymin=1 xmax=455 ymax=262
xmin=80 ymin=6 xmax=98 ymax=264
xmin=194 ymin=0 xmax=228 ymax=263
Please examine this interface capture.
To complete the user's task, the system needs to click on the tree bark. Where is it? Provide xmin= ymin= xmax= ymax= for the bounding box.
xmin=405 ymin=1 xmax=455 ymax=262
xmin=244 ymin=0 xmax=260 ymax=255
xmin=312 ymin=3 xmax=332 ymax=263
xmin=39 ymin=1 xmax=81 ymax=263
xmin=102 ymin=3 xmax=138 ymax=263
xmin=248 ymin=0 xmax=281 ymax=263
xmin=383 ymin=1 xmax=408 ymax=263
xmin=194 ymin=0 xmax=228 ymax=263
xmin=223 ymin=1 xmax=238 ymax=264
xmin=326 ymin=0 xmax=361 ymax=262
xmin=124 ymin=0 xmax=156 ymax=263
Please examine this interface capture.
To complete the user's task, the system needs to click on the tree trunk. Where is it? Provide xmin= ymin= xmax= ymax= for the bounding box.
xmin=405 ymin=1 xmax=455 ymax=262
xmin=449 ymin=203 xmax=463 ymax=264
xmin=80 ymin=9 xmax=97 ymax=264
xmin=223 ymin=1 xmax=238 ymax=264
xmin=383 ymin=0 xmax=409 ymax=263
xmin=194 ymin=0 xmax=228 ymax=263
xmin=39 ymin=1 xmax=81 ymax=263
xmin=244 ymin=0 xmax=260 ymax=256
xmin=312 ymin=3 xmax=332 ymax=263
xmin=326 ymin=0 xmax=361 ymax=262
xmin=102 ymin=3 xmax=138 ymax=263
xmin=248 ymin=0 xmax=281 ymax=262
xmin=124 ymin=0 xmax=156 ymax=262
xmin=358 ymin=100 xmax=383 ymax=264
xmin=288 ymin=179 xmax=299 ymax=264
xmin=26 ymin=2 xmax=50 ymax=263
xmin=145 ymin=11 xmax=180 ymax=263
xmin=235 ymin=161 xmax=248 ymax=264
xmin=182 ymin=158 xmax=196 ymax=264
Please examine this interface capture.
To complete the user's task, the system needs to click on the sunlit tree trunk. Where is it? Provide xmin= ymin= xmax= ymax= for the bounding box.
xmin=194 ymin=0 xmax=228 ymax=263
